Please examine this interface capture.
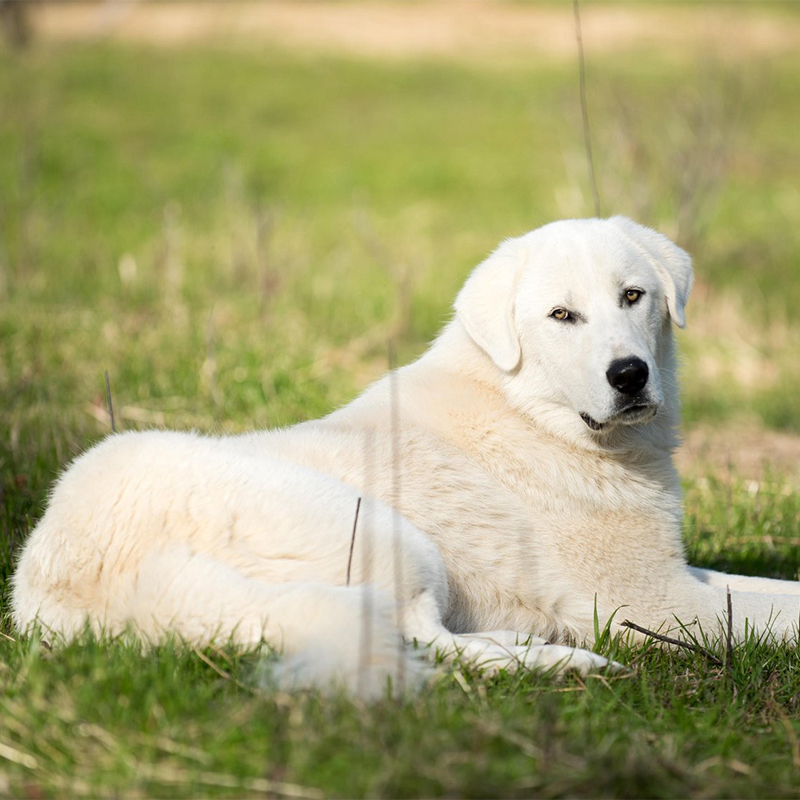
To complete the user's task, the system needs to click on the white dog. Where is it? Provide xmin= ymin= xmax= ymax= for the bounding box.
xmin=12 ymin=217 xmax=800 ymax=697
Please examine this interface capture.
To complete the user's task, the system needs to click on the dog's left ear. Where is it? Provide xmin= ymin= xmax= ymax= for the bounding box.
xmin=454 ymin=239 xmax=522 ymax=372
xmin=610 ymin=216 xmax=694 ymax=328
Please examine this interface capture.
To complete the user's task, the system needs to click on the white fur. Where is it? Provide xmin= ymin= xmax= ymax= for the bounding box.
xmin=12 ymin=217 xmax=800 ymax=697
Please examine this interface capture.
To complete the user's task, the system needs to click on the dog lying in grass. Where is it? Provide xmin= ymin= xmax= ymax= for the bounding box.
xmin=13 ymin=216 xmax=800 ymax=696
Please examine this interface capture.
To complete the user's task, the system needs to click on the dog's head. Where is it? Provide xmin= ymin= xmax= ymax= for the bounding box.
xmin=454 ymin=217 xmax=693 ymax=443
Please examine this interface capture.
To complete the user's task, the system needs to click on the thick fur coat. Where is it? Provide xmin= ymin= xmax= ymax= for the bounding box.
xmin=12 ymin=217 xmax=800 ymax=696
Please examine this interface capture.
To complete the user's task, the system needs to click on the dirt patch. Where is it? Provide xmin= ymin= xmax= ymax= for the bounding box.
xmin=677 ymin=423 xmax=800 ymax=486
xmin=29 ymin=1 xmax=800 ymax=60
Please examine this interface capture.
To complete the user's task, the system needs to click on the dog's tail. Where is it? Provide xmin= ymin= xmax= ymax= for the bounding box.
xmin=13 ymin=541 xmax=425 ymax=699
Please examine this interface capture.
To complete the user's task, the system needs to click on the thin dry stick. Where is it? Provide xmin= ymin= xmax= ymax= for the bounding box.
xmin=104 ymin=370 xmax=116 ymax=433
xmin=573 ymin=0 xmax=601 ymax=217
xmin=388 ymin=340 xmax=406 ymax=694
xmin=725 ymin=586 xmax=735 ymax=679
xmin=345 ymin=497 xmax=362 ymax=587
xmin=621 ymin=619 xmax=723 ymax=667
xmin=192 ymin=648 xmax=251 ymax=692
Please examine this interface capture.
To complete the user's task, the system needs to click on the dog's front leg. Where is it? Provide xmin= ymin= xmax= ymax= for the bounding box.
xmin=625 ymin=572 xmax=800 ymax=643
xmin=402 ymin=589 xmax=620 ymax=677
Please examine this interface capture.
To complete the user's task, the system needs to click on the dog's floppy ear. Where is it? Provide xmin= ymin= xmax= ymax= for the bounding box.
xmin=610 ymin=216 xmax=694 ymax=328
xmin=454 ymin=239 xmax=522 ymax=372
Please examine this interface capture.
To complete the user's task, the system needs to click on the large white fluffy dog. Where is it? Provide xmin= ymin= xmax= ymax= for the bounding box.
xmin=12 ymin=217 xmax=800 ymax=696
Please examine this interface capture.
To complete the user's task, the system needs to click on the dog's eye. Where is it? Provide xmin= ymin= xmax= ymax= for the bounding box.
xmin=550 ymin=308 xmax=571 ymax=321
xmin=625 ymin=288 xmax=644 ymax=304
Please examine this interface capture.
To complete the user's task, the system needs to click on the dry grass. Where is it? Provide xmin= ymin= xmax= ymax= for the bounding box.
xmin=685 ymin=283 xmax=797 ymax=392
xmin=677 ymin=424 xmax=800 ymax=487
xmin=27 ymin=0 xmax=800 ymax=61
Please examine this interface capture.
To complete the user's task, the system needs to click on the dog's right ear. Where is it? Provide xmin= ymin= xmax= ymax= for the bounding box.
xmin=454 ymin=239 xmax=522 ymax=372
xmin=609 ymin=216 xmax=694 ymax=328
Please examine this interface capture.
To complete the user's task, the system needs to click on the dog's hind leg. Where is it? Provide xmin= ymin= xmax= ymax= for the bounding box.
xmin=119 ymin=545 xmax=426 ymax=699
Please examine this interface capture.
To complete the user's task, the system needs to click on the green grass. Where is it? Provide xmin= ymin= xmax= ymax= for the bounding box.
xmin=2 ymin=566 xmax=800 ymax=799
xmin=2 ymin=18 xmax=800 ymax=798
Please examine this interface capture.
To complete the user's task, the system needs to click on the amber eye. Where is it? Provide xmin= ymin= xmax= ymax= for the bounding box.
xmin=625 ymin=288 xmax=643 ymax=304
xmin=551 ymin=308 xmax=571 ymax=321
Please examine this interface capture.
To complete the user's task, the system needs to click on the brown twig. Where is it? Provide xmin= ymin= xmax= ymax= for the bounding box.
xmin=192 ymin=648 xmax=251 ymax=692
xmin=345 ymin=497 xmax=362 ymax=587
xmin=621 ymin=619 xmax=723 ymax=667
xmin=573 ymin=0 xmax=601 ymax=217
xmin=725 ymin=586 xmax=735 ymax=680
xmin=104 ymin=370 xmax=116 ymax=433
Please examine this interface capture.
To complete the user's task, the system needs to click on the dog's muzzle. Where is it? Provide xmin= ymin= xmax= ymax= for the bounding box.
xmin=580 ymin=357 xmax=657 ymax=432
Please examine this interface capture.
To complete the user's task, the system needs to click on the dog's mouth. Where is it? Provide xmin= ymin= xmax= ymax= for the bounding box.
xmin=580 ymin=413 xmax=605 ymax=431
xmin=621 ymin=403 xmax=652 ymax=418
xmin=580 ymin=404 xmax=657 ymax=432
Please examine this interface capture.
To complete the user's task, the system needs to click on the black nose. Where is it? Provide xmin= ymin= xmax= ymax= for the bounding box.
xmin=606 ymin=358 xmax=649 ymax=396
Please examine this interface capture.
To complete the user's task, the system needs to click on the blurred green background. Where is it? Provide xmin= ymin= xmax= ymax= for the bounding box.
xmin=2 ymin=0 xmax=800 ymax=522
xmin=3 ymin=5 xmax=800 ymax=798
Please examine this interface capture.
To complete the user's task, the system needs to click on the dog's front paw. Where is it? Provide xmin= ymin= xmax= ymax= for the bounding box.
xmin=440 ymin=633 xmax=623 ymax=678
xmin=518 ymin=643 xmax=625 ymax=676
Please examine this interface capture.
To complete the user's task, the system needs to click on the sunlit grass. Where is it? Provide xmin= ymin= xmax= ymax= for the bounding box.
xmin=2 ymin=27 xmax=800 ymax=798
